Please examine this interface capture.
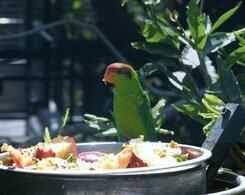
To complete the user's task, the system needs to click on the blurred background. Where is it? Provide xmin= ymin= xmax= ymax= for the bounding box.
xmin=0 ymin=0 xmax=243 ymax=147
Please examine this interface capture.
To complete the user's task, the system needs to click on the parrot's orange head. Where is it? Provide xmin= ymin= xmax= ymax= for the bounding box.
xmin=103 ymin=63 xmax=133 ymax=84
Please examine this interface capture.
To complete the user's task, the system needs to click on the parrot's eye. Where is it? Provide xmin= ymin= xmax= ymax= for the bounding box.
xmin=117 ymin=68 xmax=132 ymax=79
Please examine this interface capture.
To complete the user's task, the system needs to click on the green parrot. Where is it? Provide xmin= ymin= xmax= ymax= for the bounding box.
xmin=103 ymin=63 xmax=156 ymax=141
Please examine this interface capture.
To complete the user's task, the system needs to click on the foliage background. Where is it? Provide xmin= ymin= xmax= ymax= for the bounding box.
xmin=0 ymin=0 xmax=244 ymax=148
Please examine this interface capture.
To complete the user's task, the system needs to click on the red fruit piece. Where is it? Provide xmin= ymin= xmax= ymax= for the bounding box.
xmin=127 ymin=153 xmax=147 ymax=168
xmin=36 ymin=147 xmax=55 ymax=160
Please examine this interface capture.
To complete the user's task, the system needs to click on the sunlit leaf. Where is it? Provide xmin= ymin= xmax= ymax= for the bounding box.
xmin=203 ymin=119 xmax=216 ymax=134
xmin=199 ymin=112 xmax=217 ymax=119
xmin=44 ymin=127 xmax=52 ymax=143
xmin=143 ymin=0 xmax=160 ymax=6
xmin=96 ymin=128 xmax=118 ymax=137
xmin=169 ymin=10 xmax=179 ymax=22
xmin=178 ymin=35 xmax=191 ymax=46
xmin=141 ymin=20 xmax=164 ymax=43
xmin=186 ymin=0 xmax=207 ymax=50
xmin=168 ymin=71 xmax=186 ymax=90
xmin=83 ymin=114 xmax=114 ymax=133
xmin=155 ymin=128 xmax=174 ymax=136
xmin=140 ymin=19 xmax=179 ymax=48
xmin=210 ymin=2 xmax=242 ymax=34
xmin=203 ymin=94 xmax=225 ymax=106
xmin=204 ymin=57 xmax=218 ymax=84
xmin=59 ymin=108 xmax=70 ymax=135
xmin=152 ymin=99 xmax=166 ymax=127
xmin=202 ymin=94 xmax=225 ymax=115
xmin=181 ymin=46 xmax=200 ymax=68
xmin=204 ymin=14 xmax=212 ymax=34
xmin=203 ymin=32 xmax=235 ymax=55
xmin=121 ymin=0 xmax=130 ymax=6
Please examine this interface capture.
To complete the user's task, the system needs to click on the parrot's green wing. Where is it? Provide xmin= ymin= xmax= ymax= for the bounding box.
xmin=137 ymin=92 xmax=157 ymax=141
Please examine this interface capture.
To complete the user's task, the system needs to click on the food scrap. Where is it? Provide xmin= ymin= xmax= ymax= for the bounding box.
xmin=0 ymin=136 xmax=189 ymax=171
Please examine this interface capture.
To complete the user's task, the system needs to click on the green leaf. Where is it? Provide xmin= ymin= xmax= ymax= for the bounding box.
xmin=236 ymin=73 xmax=245 ymax=102
xmin=121 ymin=0 xmax=130 ymax=6
xmin=186 ymin=0 xmax=207 ymax=50
xmin=173 ymin=103 xmax=205 ymax=123
xmin=96 ymin=128 xmax=118 ymax=137
xmin=224 ymin=45 xmax=245 ymax=69
xmin=217 ymin=57 xmax=243 ymax=103
xmin=140 ymin=59 xmax=179 ymax=78
xmin=202 ymin=94 xmax=225 ymax=115
xmin=236 ymin=33 xmax=245 ymax=46
xmin=83 ymin=114 xmax=115 ymax=133
xmin=72 ymin=0 xmax=81 ymax=10
xmin=203 ymin=119 xmax=216 ymax=134
xmin=199 ymin=112 xmax=217 ymax=119
xmin=210 ymin=2 xmax=242 ymax=34
xmin=59 ymin=108 xmax=70 ymax=135
xmin=236 ymin=58 xmax=245 ymax=67
xmin=203 ymin=94 xmax=225 ymax=107
xmin=131 ymin=42 xmax=179 ymax=58
xmin=143 ymin=0 xmax=160 ymax=6
xmin=204 ymin=14 xmax=212 ymax=34
xmin=83 ymin=113 xmax=110 ymax=123
xmin=44 ymin=127 xmax=52 ymax=143
xmin=140 ymin=19 xmax=179 ymax=48
xmin=141 ymin=20 xmax=164 ymax=43
xmin=155 ymin=128 xmax=174 ymax=135
xmin=140 ymin=62 xmax=159 ymax=77
xmin=203 ymin=32 xmax=235 ymax=55
xmin=169 ymin=10 xmax=179 ymax=23
xmin=176 ymin=154 xmax=188 ymax=162
xmin=151 ymin=99 xmax=166 ymax=127
xmin=157 ymin=16 xmax=179 ymax=39
xmin=84 ymin=114 xmax=110 ymax=123
xmin=66 ymin=153 xmax=76 ymax=162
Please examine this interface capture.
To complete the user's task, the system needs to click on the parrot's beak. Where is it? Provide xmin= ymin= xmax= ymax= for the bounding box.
xmin=103 ymin=71 xmax=114 ymax=84
xmin=102 ymin=78 xmax=107 ymax=84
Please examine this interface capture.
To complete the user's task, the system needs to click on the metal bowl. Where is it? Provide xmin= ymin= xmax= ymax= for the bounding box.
xmin=0 ymin=142 xmax=211 ymax=195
